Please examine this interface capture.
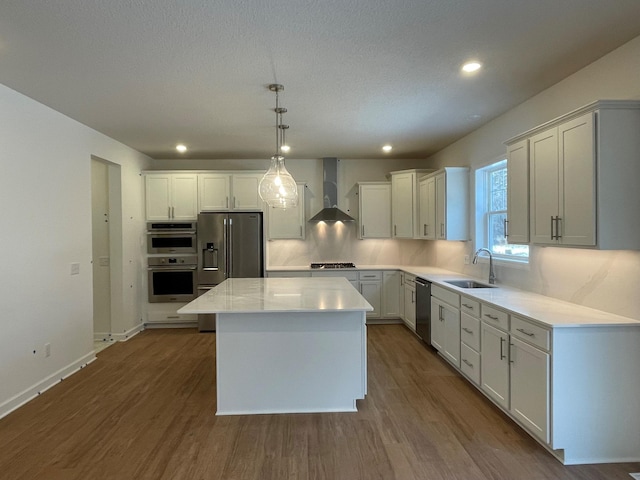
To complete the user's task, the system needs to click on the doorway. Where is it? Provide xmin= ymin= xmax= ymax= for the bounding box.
xmin=91 ymin=157 xmax=122 ymax=352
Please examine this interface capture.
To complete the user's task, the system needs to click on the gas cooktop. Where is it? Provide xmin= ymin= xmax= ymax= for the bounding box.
xmin=310 ymin=262 xmax=356 ymax=269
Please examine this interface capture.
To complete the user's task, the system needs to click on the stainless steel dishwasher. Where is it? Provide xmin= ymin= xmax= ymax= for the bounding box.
xmin=415 ymin=277 xmax=431 ymax=344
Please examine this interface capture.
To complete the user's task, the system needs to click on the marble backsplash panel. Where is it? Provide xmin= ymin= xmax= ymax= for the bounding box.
xmin=268 ymin=229 xmax=640 ymax=320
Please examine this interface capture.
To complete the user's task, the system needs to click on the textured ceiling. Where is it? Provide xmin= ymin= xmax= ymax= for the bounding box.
xmin=2 ymin=0 xmax=640 ymax=160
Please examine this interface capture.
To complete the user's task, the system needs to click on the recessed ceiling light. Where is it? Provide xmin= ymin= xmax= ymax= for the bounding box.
xmin=462 ymin=61 xmax=482 ymax=73
xmin=382 ymin=145 xmax=393 ymax=153
xmin=176 ymin=144 xmax=187 ymax=153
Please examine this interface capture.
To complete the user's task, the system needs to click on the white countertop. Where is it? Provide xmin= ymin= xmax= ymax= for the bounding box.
xmin=178 ymin=277 xmax=373 ymax=314
xmin=267 ymin=265 xmax=640 ymax=328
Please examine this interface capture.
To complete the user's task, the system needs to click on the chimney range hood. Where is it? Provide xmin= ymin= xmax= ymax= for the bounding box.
xmin=308 ymin=157 xmax=355 ymax=222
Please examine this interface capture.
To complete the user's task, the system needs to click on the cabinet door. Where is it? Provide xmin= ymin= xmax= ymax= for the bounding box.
xmin=442 ymin=301 xmax=460 ymax=367
xmin=558 ymin=112 xmax=596 ymax=246
xmin=510 ymin=337 xmax=550 ymax=443
xmin=199 ymin=174 xmax=231 ymax=211
xmin=145 ymin=174 xmax=172 ymax=220
xmin=530 ymin=127 xmax=559 ymax=244
xmin=435 ymin=173 xmax=447 ymax=239
xmin=430 ymin=298 xmax=445 ymax=352
xmin=481 ymin=322 xmax=510 ymax=409
xmin=382 ymin=271 xmax=401 ymax=318
xmin=403 ymin=285 xmax=416 ymax=330
xmin=506 ymin=139 xmax=529 ymax=243
xmin=391 ymin=172 xmax=415 ymax=238
xmin=232 ymin=174 xmax=262 ymax=211
xmin=360 ymin=281 xmax=381 ymax=319
xmin=359 ymin=183 xmax=391 ymax=238
xmin=171 ymin=174 xmax=198 ymax=220
xmin=418 ymin=177 xmax=436 ymax=239
xmin=267 ymin=183 xmax=305 ymax=239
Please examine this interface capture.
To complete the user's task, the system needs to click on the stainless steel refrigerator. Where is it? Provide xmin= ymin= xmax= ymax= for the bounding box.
xmin=196 ymin=212 xmax=264 ymax=331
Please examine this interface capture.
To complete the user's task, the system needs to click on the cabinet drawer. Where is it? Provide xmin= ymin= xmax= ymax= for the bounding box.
xmin=431 ymin=284 xmax=460 ymax=308
xmin=403 ymin=274 xmax=416 ymax=287
xmin=480 ymin=304 xmax=509 ymax=331
xmin=460 ymin=312 xmax=480 ymax=351
xmin=460 ymin=343 xmax=480 ymax=385
xmin=511 ymin=315 xmax=550 ymax=351
xmin=311 ymin=271 xmax=358 ymax=281
xmin=460 ymin=296 xmax=480 ymax=317
xmin=359 ymin=271 xmax=382 ymax=281
xmin=146 ymin=312 xmax=196 ymax=323
xmin=267 ymin=271 xmax=312 ymax=278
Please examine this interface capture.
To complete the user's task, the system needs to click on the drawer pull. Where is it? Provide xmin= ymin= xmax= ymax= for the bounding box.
xmin=462 ymin=303 xmax=474 ymax=309
xmin=462 ymin=327 xmax=473 ymax=334
xmin=516 ymin=328 xmax=535 ymax=337
xmin=167 ymin=315 xmax=180 ymax=319
xmin=462 ymin=359 xmax=474 ymax=368
xmin=484 ymin=314 xmax=499 ymax=320
xmin=500 ymin=337 xmax=506 ymax=360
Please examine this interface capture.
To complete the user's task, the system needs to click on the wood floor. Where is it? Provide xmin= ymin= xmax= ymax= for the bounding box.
xmin=1 ymin=325 xmax=638 ymax=479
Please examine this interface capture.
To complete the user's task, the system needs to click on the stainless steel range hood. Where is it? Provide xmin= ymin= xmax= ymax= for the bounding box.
xmin=308 ymin=157 xmax=355 ymax=222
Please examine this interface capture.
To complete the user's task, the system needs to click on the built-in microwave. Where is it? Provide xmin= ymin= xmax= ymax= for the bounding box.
xmin=147 ymin=221 xmax=196 ymax=254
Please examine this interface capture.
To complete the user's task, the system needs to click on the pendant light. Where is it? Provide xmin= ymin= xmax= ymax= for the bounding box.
xmin=258 ymin=84 xmax=298 ymax=209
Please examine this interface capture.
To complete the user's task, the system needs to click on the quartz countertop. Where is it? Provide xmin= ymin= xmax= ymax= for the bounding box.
xmin=178 ymin=277 xmax=373 ymax=314
xmin=267 ymin=265 xmax=640 ymax=328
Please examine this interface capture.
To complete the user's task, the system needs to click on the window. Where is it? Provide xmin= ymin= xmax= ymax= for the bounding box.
xmin=476 ymin=160 xmax=529 ymax=262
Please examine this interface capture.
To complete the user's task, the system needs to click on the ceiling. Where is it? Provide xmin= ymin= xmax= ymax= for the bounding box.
xmin=2 ymin=1 xmax=640 ymax=160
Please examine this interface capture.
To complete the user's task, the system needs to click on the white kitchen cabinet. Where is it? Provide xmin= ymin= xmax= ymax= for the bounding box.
xmin=418 ymin=175 xmax=436 ymax=239
xmin=507 ymin=100 xmax=640 ymax=249
xmin=199 ymin=171 xmax=264 ymax=212
xmin=359 ymin=271 xmax=382 ymax=319
xmin=266 ymin=271 xmax=312 ymax=278
xmin=480 ymin=321 xmax=510 ymax=409
xmin=382 ymin=270 xmax=402 ymax=318
xmin=390 ymin=169 xmax=433 ymax=239
xmin=310 ymin=270 xmax=358 ymax=289
xmin=402 ymin=273 xmax=416 ymax=330
xmin=145 ymin=173 xmax=198 ymax=220
xmin=358 ymin=182 xmax=391 ymax=239
xmin=267 ymin=183 xmax=306 ymax=240
xmin=460 ymin=295 xmax=481 ymax=385
xmin=505 ymin=139 xmax=529 ymax=244
xmin=419 ymin=167 xmax=469 ymax=241
xmin=232 ymin=173 xmax=263 ymax=210
xmin=431 ymin=286 xmax=461 ymax=368
xmin=199 ymin=173 xmax=231 ymax=211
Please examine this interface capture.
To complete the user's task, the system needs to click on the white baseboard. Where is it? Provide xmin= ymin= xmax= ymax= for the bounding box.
xmin=110 ymin=323 xmax=145 ymax=342
xmin=0 ymin=352 xmax=96 ymax=421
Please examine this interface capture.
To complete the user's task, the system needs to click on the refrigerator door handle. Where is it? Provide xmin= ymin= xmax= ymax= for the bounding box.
xmin=223 ymin=218 xmax=228 ymax=278
xmin=228 ymin=218 xmax=233 ymax=277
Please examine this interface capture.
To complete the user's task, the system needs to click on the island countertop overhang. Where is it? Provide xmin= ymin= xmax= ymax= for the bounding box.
xmin=178 ymin=277 xmax=373 ymax=315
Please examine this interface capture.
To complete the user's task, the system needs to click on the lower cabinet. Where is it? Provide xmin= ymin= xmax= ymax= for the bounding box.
xmin=382 ymin=270 xmax=402 ymax=318
xmin=480 ymin=321 xmax=510 ymax=409
xmin=403 ymin=273 xmax=416 ymax=330
xmin=431 ymin=293 xmax=461 ymax=368
xmin=358 ymin=271 xmax=382 ymax=319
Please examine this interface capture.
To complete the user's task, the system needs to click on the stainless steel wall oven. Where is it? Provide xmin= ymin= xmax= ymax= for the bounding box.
xmin=147 ymin=255 xmax=197 ymax=303
xmin=146 ymin=221 xmax=196 ymax=254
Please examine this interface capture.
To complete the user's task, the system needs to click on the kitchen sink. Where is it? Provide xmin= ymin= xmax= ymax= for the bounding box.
xmin=444 ymin=279 xmax=496 ymax=289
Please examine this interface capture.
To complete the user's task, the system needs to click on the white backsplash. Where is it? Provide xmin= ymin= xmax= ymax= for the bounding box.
xmin=268 ymin=231 xmax=640 ymax=320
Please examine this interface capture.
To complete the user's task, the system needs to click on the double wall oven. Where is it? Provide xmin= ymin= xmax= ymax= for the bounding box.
xmin=147 ymin=221 xmax=198 ymax=303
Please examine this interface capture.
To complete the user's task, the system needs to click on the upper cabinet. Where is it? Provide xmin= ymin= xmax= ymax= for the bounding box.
xmin=358 ymin=182 xmax=391 ymax=239
xmin=419 ymin=167 xmax=469 ymax=241
xmin=390 ymin=169 xmax=433 ymax=239
xmin=145 ymin=173 xmax=198 ymax=220
xmin=199 ymin=172 xmax=264 ymax=212
xmin=505 ymin=139 xmax=530 ymax=244
xmin=267 ymin=182 xmax=306 ymax=240
xmin=506 ymin=100 xmax=640 ymax=249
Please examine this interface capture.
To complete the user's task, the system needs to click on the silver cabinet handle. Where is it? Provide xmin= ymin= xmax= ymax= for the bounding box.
xmin=462 ymin=327 xmax=473 ymax=334
xmin=550 ymin=215 xmax=555 ymax=240
xmin=362 ymin=225 xmax=365 ymax=236
xmin=166 ymin=315 xmax=180 ymax=319
xmin=300 ymin=226 xmax=303 ymax=237
xmin=509 ymin=343 xmax=515 ymax=364
xmin=555 ymin=216 xmax=562 ymax=239
xmin=516 ymin=328 xmax=535 ymax=337
xmin=171 ymin=206 xmax=175 ymax=218
xmin=504 ymin=218 xmax=509 ymax=238
xmin=362 ymin=275 xmax=376 ymax=278
xmin=462 ymin=359 xmax=473 ymax=368
xmin=500 ymin=337 xmax=506 ymax=360
xmin=411 ymin=291 xmax=415 ymax=303
xmin=439 ymin=305 xmax=444 ymax=321
xmin=462 ymin=303 xmax=474 ymax=309
xmin=423 ymin=224 xmax=427 ymax=236
xmin=484 ymin=314 xmax=498 ymax=320
xmin=394 ymin=225 xmax=397 ymax=236
xmin=168 ymin=206 xmax=171 ymax=218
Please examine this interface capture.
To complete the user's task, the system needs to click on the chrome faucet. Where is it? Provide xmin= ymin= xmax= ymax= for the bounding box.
xmin=473 ymin=248 xmax=496 ymax=285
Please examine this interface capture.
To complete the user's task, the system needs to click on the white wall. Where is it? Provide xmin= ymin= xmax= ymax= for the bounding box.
xmin=0 ymin=84 xmax=150 ymax=418
xmin=427 ymin=35 xmax=640 ymax=319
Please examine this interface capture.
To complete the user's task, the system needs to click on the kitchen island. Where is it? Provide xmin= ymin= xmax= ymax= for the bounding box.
xmin=178 ymin=277 xmax=372 ymax=415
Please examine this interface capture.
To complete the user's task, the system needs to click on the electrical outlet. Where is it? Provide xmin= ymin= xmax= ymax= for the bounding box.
xmin=70 ymin=263 xmax=80 ymax=275
xmin=45 ymin=343 xmax=51 ymax=357
xmin=464 ymin=255 xmax=470 ymax=265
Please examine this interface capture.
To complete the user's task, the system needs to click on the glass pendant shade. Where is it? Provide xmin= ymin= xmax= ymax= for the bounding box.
xmin=259 ymin=155 xmax=298 ymax=208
